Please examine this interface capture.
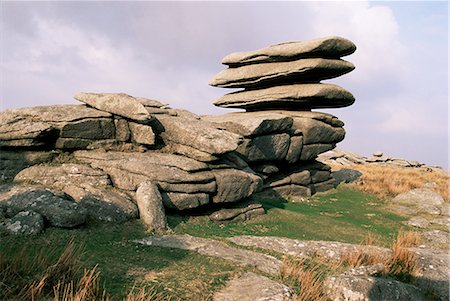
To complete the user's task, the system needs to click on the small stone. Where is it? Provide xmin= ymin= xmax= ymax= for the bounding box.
xmin=373 ymin=151 xmax=383 ymax=157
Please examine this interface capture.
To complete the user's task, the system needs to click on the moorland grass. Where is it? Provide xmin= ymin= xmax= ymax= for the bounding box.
xmin=1 ymin=187 xmax=412 ymax=299
xmin=335 ymin=164 xmax=449 ymax=202
xmin=170 ymin=187 xmax=406 ymax=246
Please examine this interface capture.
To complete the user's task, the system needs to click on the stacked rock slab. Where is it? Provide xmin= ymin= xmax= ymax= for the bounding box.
xmin=208 ymin=36 xmax=356 ymax=198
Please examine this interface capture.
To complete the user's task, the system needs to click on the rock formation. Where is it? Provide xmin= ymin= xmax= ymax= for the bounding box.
xmin=0 ymin=36 xmax=356 ymax=233
xmin=207 ymin=36 xmax=356 ymax=199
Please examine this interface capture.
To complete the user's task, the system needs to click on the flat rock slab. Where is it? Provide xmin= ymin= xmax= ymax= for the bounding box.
xmin=410 ymin=247 xmax=449 ymax=300
xmin=213 ymin=272 xmax=293 ymax=301
xmin=209 ymin=58 xmax=354 ymax=88
xmin=324 ymin=274 xmax=425 ymax=301
xmin=222 ymin=36 xmax=356 ymax=66
xmin=136 ymin=235 xmax=281 ymax=276
xmin=213 ymin=83 xmax=355 ymax=110
xmin=202 ymin=112 xmax=293 ymax=137
xmin=74 ymin=92 xmax=151 ymax=121
xmin=155 ymin=115 xmax=242 ymax=156
xmin=228 ymin=236 xmax=391 ymax=262
xmin=15 ymin=164 xmax=111 ymax=200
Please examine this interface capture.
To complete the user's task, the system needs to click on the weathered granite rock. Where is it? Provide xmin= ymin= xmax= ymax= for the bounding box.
xmin=161 ymin=192 xmax=210 ymax=210
xmin=237 ymin=134 xmax=290 ymax=162
xmin=285 ymin=135 xmax=303 ymax=163
xmin=0 ymin=105 xmax=112 ymax=148
xmin=162 ymin=143 xmax=219 ymax=162
xmin=252 ymin=163 xmax=280 ymax=175
xmin=410 ymin=247 xmax=449 ymax=300
xmin=213 ymin=83 xmax=355 ymax=110
xmin=300 ymin=143 xmax=336 ymax=161
xmin=210 ymin=58 xmax=355 ymax=88
xmin=2 ymin=210 xmax=45 ymax=235
xmin=15 ymin=164 xmax=111 ymax=200
xmin=80 ymin=188 xmax=139 ymax=223
xmin=389 ymin=188 xmax=444 ymax=215
xmin=155 ymin=115 xmax=242 ymax=155
xmin=310 ymin=178 xmax=336 ymax=194
xmin=212 ymin=169 xmax=262 ymax=203
xmin=60 ymin=118 xmax=115 ymax=139
xmin=268 ymin=184 xmax=312 ymax=199
xmin=114 ymin=118 xmax=131 ymax=141
xmin=403 ymin=216 xmax=430 ymax=229
xmin=284 ymin=111 xmax=346 ymax=145
xmin=421 ymin=230 xmax=449 ymax=247
xmin=74 ymin=151 xmax=213 ymax=188
xmin=0 ymin=151 xmax=55 ymax=181
xmin=135 ymin=181 xmax=167 ymax=230
xmin=213 ymin=272 xmax=293 ymax=301
xmin=128 ymin=122 xmax=155 ymax=145
xmin=209 ymin=203 xmax=265 ymax=223
xmin=228 ymin=236 xmax=390 ymax=262
xmin=222 ymin=36 xmax=356 ymax=66
xmin=54 ymin=138 xmax=93 ymax=149
xmin=74 ymin=92 xmax=151 ymax=121
xmin=3 ymin=188 xmax=87 ymax=228
xmin=264 ymin=170 xmax=311 ymax=188
xmin=202 ymin=112 xmax=293 ymax=137
xmin=136 ymin=97 xmax=168 ymax=108
xmin=332 ymin=168 xmax=362 ymax=185
xmin=324 ymin=274 xmax=425 ymax=301
xmin=137 ymin=235 xmax=281 ymax=275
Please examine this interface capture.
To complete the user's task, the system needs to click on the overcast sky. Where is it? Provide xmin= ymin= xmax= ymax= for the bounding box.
xmin=1 ymin=1 xmax=448 ymax=168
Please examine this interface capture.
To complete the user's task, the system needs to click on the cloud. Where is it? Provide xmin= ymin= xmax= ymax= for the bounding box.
xmin=0 ymin=1 xmax=447 ymax=167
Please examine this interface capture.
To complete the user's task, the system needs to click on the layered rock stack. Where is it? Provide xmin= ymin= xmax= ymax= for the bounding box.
xmin=207 ymin=36 xmax=356 ymax=198
xmin=0 ymin=36 xmax=356 ymax=234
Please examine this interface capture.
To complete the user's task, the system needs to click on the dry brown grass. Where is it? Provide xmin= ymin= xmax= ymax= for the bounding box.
xmin=281 ymin=257 xmax=328 ymax=301
xmin=339 ymin=231 xmax=420 ymax=282
xmin=334 ymin=164 xmax=449 ymax=202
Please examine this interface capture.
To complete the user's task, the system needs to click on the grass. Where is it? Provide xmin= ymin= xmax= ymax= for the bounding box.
xmin=170 ymin=187 xmax=406 ymax=247
xmin=0 ymin=221 xmax=239 ymax=300
xmin=335 ymin=164 xmax=449 ymax=202
xmin=0 ymin=186 xmax=419 ymax=299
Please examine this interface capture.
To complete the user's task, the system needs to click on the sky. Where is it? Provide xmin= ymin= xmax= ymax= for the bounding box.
xmin=0 ymin=1 xmax=448 ymax=168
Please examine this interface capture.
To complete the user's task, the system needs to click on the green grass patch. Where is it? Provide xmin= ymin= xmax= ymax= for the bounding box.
xmin=0 ymin=220 xmax=239 ymax=300
xmin=170 ymin=187 xmax=406 ymax=247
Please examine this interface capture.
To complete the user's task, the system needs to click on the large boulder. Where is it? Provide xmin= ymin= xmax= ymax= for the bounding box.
xmin=332 ymin=168 xmax=362 ymax=185
xmin=221 ymin=36 xmax=356 ymax=66
xmin=135 ymin=181 xmax=167 ymax=230
xmin=212 ymin=169 xmax=262 ymax=203
xmin=209 ymin=58 xmax=354 ymax=88
xmin=209 ymin=203 xmax=265 ymax=223
xmin=2 ymin=188 xmax=87 ymax=228
xmin=161 ymin=192 xmax=210 ymax=210
xmin=389 ymin=188 xmax=444 ymax=216
xmin=79 ymin=188 xmax=138 ymax=223
xmin=154 ymin=115 xmax=243 ymax=156
xmin=213 ymin=83 xmax=355 ymax=110
xmin=237 ymin=134 xmax=291 ymax=162
xmin=74 ymin=92 xmax=151 ymax=121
